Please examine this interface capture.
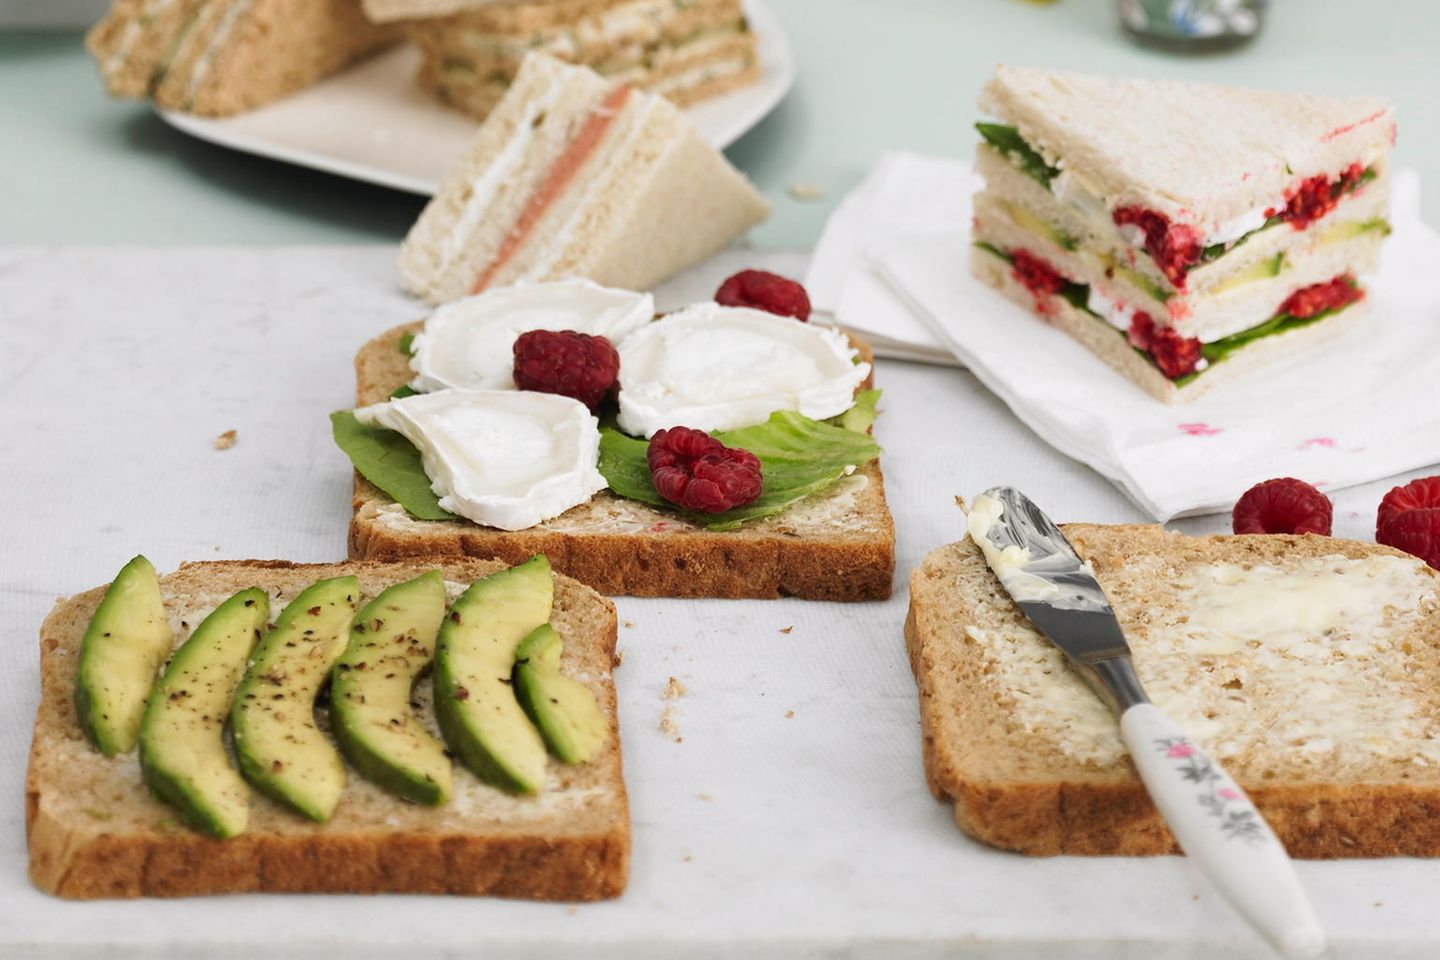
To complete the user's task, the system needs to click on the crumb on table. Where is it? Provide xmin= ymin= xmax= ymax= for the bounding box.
xmin=213 ymin=429 xmax=237 ymax=450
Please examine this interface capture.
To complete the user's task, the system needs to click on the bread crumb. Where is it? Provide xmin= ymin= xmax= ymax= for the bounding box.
xmin=213 ymin=429 xmax=237 ymax=450
xmin=779 ymin=625 xmax=793 ymax=634
xmin=664 ymin=676 xmax=686 ymax=700
xmin=785 ymin=709 xmax=795 ymax=719
xmin=567 ymin=906 xmax=578 ymax=916
xmin=682 ymin=852 xmax=693 ymax=863
xmin=1374 ymin=901 xmax=1384 ymax=908
xmin=623 ymin=620 xmax=635 ymax=629
xmin=787 ymin=180 xmax=824 ymax=202
xmin=659 ymin=705 xmax=683 ymax=743
xmin=954 ymin=494 xmax=969 ymax=513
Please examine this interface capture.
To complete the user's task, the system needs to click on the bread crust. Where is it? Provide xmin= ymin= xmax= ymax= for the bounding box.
xmin=345 ymin=323 xmax=896 ymax=601
xmin=28 ymin=558 xmax=629 ymax=900
xmin=907 ymin=526 xmax=1440 ymax=858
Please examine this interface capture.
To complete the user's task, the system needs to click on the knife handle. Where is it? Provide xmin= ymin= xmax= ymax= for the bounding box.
xmin=1120 ymin=703 xmax=1326 ymax=960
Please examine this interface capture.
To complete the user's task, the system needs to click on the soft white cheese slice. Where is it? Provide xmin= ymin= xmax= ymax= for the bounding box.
xmin=410 ymin=279 xmax=654 ymax=393
xmin=354 ymin=389 xmax=607 ymax=531
xmin=615 ymin=303 xmax=870 ymax=437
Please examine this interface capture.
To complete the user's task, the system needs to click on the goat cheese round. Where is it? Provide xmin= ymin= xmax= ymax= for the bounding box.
xmin=353 ymin=389 xmax=607 ymax=531
xmin=615 ymin=303 xmax=870 ymax=437
xmin=409 ymin=279 xmax=654 ymax=393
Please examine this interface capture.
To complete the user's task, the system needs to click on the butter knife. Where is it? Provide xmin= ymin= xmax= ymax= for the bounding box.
xmin=968 ymin=487 xmax=1325 ymax=960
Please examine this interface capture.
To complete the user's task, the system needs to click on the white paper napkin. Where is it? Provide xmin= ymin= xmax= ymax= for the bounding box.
xmin=810 ymin=152 xmax=1440 ymax=520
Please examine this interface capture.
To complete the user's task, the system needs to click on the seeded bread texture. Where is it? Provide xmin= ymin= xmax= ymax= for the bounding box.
xmin=345 ymin=322 xmax=896 ymax=601
xmin=906 ymin=525 xmax=1440 ymax=857
xmin=979 ymin=65 xmax=1395 ymax=228
xmin=27 ymin=558 xmax=628 ymax=900
xmin=967 ymin=244 xmax=1368 ymax=404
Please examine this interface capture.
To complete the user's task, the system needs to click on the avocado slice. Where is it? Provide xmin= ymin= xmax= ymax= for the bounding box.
xmin=433 ymin=556 xmax=552 ymax=794
xmin=75 ymin=555 xmax=175 ymax=756
xmin=514 ymin=624 xmax=608 ymax=765
xmin=231 ymin=576 xmax=359 ymax=822
xmin=1209 ymin=253 xmax=1286 ymax=295
xmin=1001 ymin=200 xmax=1079 ymax=251
xmin=138 ymin=588 xmax=269 ymax=838
xmin=1321 ymin=218 xmax=1391 ymax=244
xmin=330 ymin=571 xmax=452 ymax=805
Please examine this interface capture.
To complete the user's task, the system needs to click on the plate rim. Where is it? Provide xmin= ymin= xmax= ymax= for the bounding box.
xmin=155 ymin=0 xmax=795 ymax=197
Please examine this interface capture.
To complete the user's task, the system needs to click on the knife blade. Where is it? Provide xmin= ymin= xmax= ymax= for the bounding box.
xmin=968 ymin=487 xmax=1325 ymax=960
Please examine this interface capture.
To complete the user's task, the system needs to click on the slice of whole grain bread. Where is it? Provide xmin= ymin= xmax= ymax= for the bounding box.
xmin=345 ymin=322 xmax=896 ymax=601
xmin=27 ymin=558 xmax=628 ymax=900
xmin=906 ymin=523 xmax=1440 ymax=857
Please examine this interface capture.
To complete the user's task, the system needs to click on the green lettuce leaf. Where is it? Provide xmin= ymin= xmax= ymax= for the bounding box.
xmin=398 ymin=332 xmax=415 ymax=356
xmin=975 ymin=122 xmax=1059 ymax=187
xmin=390 ymin=384 xmax=419 ymax=399
xmin=329 ymin=411 xmax=456 ymax=521
xmin=598 ymin=410 xmax=882 ymax=532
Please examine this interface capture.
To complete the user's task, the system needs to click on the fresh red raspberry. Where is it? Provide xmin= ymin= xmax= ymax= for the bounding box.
xmin=647 ymin=426 xmax=763 ymax=513
xmin=1111 ymin=207 xmax=1202 ymax=289
xmin=1283 ymin=164 xmax=1365 ymax=229
xmin=1232 ymin=478 xmax=1333 ymax=536
xmin=1128 ymin=311 xmax=1202 ymax=379
xmin=1378 ymin=509 xmax=1440 ymax=570
xmin=1009 ymin=249 xmax=1069 ymax=299
xmin=714 ymin=269 xmax=811 ymax=321
xmin=1378 ymin=476 xmax=1440 ymax=535
xmin=512 ymin=329 xmax=619 ymax=411
xmin=1278 ymin=275 xmax=1363 ymax=319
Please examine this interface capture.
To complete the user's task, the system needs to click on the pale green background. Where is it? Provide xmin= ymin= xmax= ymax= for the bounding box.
xmin=2 ymin=0 xmax=1437 ymax=248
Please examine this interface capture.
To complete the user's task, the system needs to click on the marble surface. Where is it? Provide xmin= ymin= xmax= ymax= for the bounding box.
xmin=3 ymin=1 xmax=1440 ymax=247
xmin=2 ymin=246 xmax=1439 ymax=959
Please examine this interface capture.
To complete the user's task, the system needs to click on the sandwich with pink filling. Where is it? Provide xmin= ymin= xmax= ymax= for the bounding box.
xmin=399 ymin=52 xmax=770 ymax=306
xmin=970 ymin=65 xmax=1394 ymax=402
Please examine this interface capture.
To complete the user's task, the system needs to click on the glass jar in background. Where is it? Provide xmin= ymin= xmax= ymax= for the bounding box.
xmin=1118 ymin=0 xmax=1267 ymax=53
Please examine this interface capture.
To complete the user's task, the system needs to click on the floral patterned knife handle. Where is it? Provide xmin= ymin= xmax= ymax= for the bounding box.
xmin=1121 ymin=703 xmax=1326 ymax=960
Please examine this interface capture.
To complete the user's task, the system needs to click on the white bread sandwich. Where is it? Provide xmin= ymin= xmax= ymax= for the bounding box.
xmin=398 ymin=52 xmax=769 ymax=306
xmin=331 ymin=279 xmax=896 ymax=601
xmin=28 ymin=553 xmax=629 ymax=899
xmin=86 ymin=0 xmax=400 ymax=117
xmin=907 ymin=522 xmax=1440 ymax=857
xmin=363 ymin=0 xmax=761 ymax=121
xmin=971 ymin=65 xmax=1395 ymax=402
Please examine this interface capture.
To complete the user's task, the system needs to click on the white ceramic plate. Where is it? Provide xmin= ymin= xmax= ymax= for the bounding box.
xmin=156 ymin=0 xmax=794 ymax=195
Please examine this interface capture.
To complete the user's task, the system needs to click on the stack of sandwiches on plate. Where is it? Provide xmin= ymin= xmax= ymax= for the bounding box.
xmin=970 ymin=65 xmax=1395 ymax=402
xmin=364 ymin=0 xmax=762 ymax=120
xmin=86 ymin=0 xmax=400 ymax=116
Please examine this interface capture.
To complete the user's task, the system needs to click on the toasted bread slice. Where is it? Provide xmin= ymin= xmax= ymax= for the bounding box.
xmin=906 ymin=524 xmax=1440 ymax=857
xmin=344 ymin=322 xmax=896 ymax=601
xmin=27 ymin=558 xmax=628 ymax=900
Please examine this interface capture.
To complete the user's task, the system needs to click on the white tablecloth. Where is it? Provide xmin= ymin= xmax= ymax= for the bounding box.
xmin=2 ymin=247 xmax=1436 ymax=959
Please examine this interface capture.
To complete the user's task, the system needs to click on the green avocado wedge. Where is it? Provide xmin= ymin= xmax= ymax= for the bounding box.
xmin=434 ymin=557 xmax=552 ymax=794
xmin=331 ymin=571 xmax=452 ymax=805
xmin=75 ymin=555 xmax=175 ymax=756
xmin=138 ymin=588 xmax=269 ymax=838
xmin=514 ymin=624 xmax=608 ymax=765
xmin=231 ymin=576 xmax=359 ymax=822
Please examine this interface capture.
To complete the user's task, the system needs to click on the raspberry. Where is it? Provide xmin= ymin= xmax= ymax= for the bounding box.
xmin=1232 ymin=478 xmax=1333 ymax=536
xmin=714 ymin=270 xmax=811 ymax=321
xmin=1112 ymin=207 xmax=1202 ymax=288
xmin=1008 ymin=249 xmax=1069 ymax=299
xmin=1378 ymin=476 xmax=1440 ymax=535
xmin=1278 ymin=275 xmax=1363 ymax=319
xmin=1378 ymin=509 xmax=1440 ymax=570
xmin=1127 ymin=311 xmax=1202 ymax=380
xmin=512 ymin=329 xmax=619 ymax=411
xmin=1283 ymin=164 xmax=1366 ymax=229
xmin=647 ymin=426 xmax=763 ymax=513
